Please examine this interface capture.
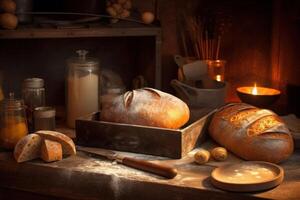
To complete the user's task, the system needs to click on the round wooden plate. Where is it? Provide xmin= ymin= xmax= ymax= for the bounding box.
xmin=210 ymin=161 xmax=284 ymax=192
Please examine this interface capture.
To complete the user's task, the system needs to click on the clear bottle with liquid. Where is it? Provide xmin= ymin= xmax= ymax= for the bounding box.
xmin=66 ymin=50 xmax=100 ymax=128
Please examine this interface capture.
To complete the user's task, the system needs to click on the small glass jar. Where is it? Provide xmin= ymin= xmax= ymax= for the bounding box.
xmin=0 ymin=93 xmax=28 ymax=149
xmin=34 ymin=106 xmax=56 ymax=131
xmin=101 ymin=87 xmax=125 ymax=108
xmin=66 ymin=50 xmax=100 ymax=128
xmin=206 ymin=60 xmax=226 ymax=82
xmin=22 ymin=78 xmax=45 ymax=131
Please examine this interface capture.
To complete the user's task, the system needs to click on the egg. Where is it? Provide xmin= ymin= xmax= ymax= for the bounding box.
xmin=194 ymin=149 xmax=210 ymax=164
xmin=0 ymin=13 xmax=18 ymax=29
xmin=0 ymin=0 xmax=16 ymax=13
xmin=141 ymin=11 xmax=155 ymax=24
xmin=211 ymin=147 xmax=228 ymax=161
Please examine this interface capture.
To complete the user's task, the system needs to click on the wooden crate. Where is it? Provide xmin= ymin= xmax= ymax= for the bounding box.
xmin=75 ymin=108 xmax=216 ymax=158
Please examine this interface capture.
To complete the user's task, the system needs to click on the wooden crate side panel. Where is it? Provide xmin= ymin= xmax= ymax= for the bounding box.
xmin=76 ymin=119 xmax=182 ymax=158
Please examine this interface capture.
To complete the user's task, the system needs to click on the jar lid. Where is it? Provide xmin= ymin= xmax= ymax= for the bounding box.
xmin=67 ymin=50 xmax=99 ymax=70
xmin=23 ymin=78 xmax=44 ymax=88
xmin=0 ymin=92 xmax=24 ymax=110
xmin=34 ymin=107 xmax=56 ymax=118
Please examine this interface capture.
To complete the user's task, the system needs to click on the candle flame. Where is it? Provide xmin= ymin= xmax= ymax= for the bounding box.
xmin=216 ymin=75 xmax=222 ymax=82
xmin=252 ymin=83 xmax=258 ymax=95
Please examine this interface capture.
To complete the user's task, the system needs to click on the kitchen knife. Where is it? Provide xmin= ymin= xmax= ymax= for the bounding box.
xmin=76 ymin=146 xmax=178 ymax=179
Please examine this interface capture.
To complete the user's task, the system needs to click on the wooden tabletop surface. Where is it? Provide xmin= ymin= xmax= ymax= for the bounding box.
xmin=0 ymin=141 xmax=299 ymax=200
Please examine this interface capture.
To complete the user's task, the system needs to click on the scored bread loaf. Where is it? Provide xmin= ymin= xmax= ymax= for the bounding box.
xmin=14 ymin=134 xmax=42 ymax=163
xmin=36 ymin=130 xmax=76 ymax=155
xmin=209 ymin=103 xmax=294 ymax=163
xmin=101 ymin=88 xmax=190 ymax=129
xmin=41 ymin=139 xmax=63 ymax=162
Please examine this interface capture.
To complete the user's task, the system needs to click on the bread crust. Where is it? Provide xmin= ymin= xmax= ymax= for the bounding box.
xmin=36 ymin=130 xmax=76 ymax=155
xmin=101 ymin=88 xmax=190 ymax=129
xmin=209 ymin=103 xmax=294 ymax=163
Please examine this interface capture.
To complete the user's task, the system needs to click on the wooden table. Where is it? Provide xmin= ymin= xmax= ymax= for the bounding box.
xmin=0 ymin=142 xmax=299 ymax=200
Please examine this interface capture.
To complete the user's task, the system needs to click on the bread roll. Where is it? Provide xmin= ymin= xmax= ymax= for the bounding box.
xmin=101 ymin=88 xmax=190 ymax=129
xmin=41 ymin=139 xmax=63 ymax=162
xmin=209 ymin=103 xmax=294 ymax=163
xmin=14 ymin=134 xmax=42 ymax=163
xmin=194 ymin=149 xmax=210 ymax=164
xmin=211 ymin=147 xmax=227 ymax=161
xmin=36 ymin=130 xmax=76 ymax=155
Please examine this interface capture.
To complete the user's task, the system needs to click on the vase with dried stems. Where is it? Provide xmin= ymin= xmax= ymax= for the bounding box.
xmin=178 ymin=7 xmax=231 ymax=82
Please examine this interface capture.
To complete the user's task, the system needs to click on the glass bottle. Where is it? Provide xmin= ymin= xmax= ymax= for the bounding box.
xmin=22 ymin=78 xmax=45 ymax=131
xmin=0 ymin=93 xmax=28 ymax=149
xmin=66 ymin=50 xmax=100 ymax=128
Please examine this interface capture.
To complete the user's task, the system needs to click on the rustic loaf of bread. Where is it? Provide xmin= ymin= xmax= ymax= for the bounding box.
xmin=14 ymin=134 xmax=42 ymax=163
xmin=36 ymin=130 xmax=76 ymax=155
xmin=41 ymin=139 xmax=63 ymax=162
xmin=101 ymin=88 xmax=190 ymax=129
xmin=209 ymin=103 xmax=294 ymax=163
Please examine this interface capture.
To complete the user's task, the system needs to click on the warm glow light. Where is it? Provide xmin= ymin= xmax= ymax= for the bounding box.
xmin=216 ymin=75 xmax=222 ymax=82
xmin=252 ymin=83 xmax=258 ymax=95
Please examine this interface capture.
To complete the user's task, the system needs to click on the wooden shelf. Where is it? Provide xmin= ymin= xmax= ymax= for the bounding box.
xmin=0 ymin=24 xmax=161 ymax=39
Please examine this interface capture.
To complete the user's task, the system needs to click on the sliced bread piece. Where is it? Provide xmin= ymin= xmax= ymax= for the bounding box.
xmin=41 ymin=139 xmax=63 ymax=162
xmin=14 ymin=134 xmax=42 ymax=163
xmin=36 ymin=130 xmax=76 ymax=155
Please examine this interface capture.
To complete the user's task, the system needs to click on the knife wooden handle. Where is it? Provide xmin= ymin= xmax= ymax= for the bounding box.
xmin=122 ymin=157 xmax=177 ymax=179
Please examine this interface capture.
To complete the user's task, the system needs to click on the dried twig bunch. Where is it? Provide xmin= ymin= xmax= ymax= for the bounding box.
xmin=179 ymin=3 xmax=232 ymax=60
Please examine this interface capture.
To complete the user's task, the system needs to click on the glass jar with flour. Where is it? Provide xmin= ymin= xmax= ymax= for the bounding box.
xmin=66 ymin=50 xmax=100 ymax=128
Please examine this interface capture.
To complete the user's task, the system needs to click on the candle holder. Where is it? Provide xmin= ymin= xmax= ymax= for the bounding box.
xmin=236 ymin=85 xmax=281 ymax=107
xmin=205 ymin=60 xmax=226 ymax=82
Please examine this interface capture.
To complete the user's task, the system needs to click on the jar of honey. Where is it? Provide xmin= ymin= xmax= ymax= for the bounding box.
xmin=0 ymin=93 xmax=28 ymax=149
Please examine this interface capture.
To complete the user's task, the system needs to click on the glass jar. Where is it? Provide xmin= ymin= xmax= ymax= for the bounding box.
xmin=206 ymin=60 xmax=226 ymax=82
xmin=101 ymin=87 xmax=125 ymax=108
xmin=0 ymin=93 xmax=28 ymax=149
xmin=34 ymin=106 xmax=56 ymax=131
xmin=66 ymin=50 xmax=100 ymax=128
xmin=22 ymin=78 xmax=45 ymax=131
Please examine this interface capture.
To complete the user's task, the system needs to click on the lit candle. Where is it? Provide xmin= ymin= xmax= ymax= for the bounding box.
xmin=236 ymin=84 xmax=281 ymax=107
xmin=216 ymin=75 xmax=222 ymax=82
xmin=251 ymin=83 xmax=258 ymax=95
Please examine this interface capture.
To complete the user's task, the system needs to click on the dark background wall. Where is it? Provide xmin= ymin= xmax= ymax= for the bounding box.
xmin=0 ymin=0 xmax=299 ymax=113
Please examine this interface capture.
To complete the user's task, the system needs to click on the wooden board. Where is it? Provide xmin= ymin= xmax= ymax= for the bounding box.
xmin=0 ymin=24 xmax=161 ymax=39
xmin=211 ymin=161 xmax=284 ymax=192
xmin=0 ymin=145 xmax=299 ymax=200
xmin=75 ymin=108 xmax=216 ymax=159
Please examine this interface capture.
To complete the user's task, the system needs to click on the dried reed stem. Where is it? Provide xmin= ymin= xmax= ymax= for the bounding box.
xmin=205 ymin=31 xmax=208 ymax=59
xmin=216 ymin=35 xmax=221 ymax=60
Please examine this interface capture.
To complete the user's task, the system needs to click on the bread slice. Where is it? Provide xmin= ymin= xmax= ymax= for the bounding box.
xmin=14 ymin=134 xmax=42 ymax=163
xmin=36 ymin=130 xmax=76 ymax=155
xmin=41 ymin=139 xmax=63 ymax=162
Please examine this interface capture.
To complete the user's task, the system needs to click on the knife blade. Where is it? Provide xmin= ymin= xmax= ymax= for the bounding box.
xmin=76 ymin=146 xmax=177 ymax=179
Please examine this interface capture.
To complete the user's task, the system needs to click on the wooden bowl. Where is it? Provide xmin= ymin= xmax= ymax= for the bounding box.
xmin=236 ymin=86 xmax=281 ymax=107
xmin=210 ymin=161 xmax=284 ymax=192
